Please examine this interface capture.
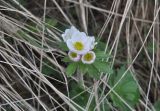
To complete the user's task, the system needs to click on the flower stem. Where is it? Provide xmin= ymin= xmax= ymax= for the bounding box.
xmin=77 ymin=71 xmax=85 ymax=88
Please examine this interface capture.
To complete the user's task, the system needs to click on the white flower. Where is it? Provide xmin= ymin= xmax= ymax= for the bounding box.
xmin=66 ymin=32 xmax=92 ymax=54
xmin=68 ymin=51 xmax=81 ymax=62
xmin=88 ymin=36 xmax=97 ymax=50
xmin=81 ymin=51 xmax=96 ymax=64
xmin=62 ymin=26 xmax=79 ymax=42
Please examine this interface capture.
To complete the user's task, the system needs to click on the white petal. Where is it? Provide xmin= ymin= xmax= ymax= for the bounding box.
xmin=88 ymin=36 xmax=96 ymax=50
xmin=70 ymin=26 xmax=78 ymax=32
xmin=62 ymin=26 xmax=79 ymax=42
xmin=81 ymin=51 xmax=96 ymax=64
xmin=68 ymin=41 xmax=90 ymax=54
xmin=68 ymin=51 xmax=81 ymax=62
xmin=66 ymin=39 xmax=75 ymax=52
xmin=71 ymin=31 xmax=87 ymax=42
xmin=75 ymin=49 xmax=89 ymax=54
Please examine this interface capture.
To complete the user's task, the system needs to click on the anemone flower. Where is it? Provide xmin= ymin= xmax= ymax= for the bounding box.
xmin=68 ymin=51 xmax=81 ymax=62
xmin=62 ymin=26 xmax=79 ymax=42
xmin=81 ymin=51 xmax=96 ymax=64
xmin=66 ymin=31 xmax=94 ymax=54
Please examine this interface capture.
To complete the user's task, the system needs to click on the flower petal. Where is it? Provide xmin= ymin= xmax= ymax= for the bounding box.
xmin=71 ymin=31 xmax=87 ymax=42
xmin=88 ymin=36 xmax=96 ymax=50
xmin=62 ymin=26 xmax=79 ymax=42
xmin=68 ymin=51 xmax=81 ymax=62
xmin=81 ymin=51 xmax=96 ymax=64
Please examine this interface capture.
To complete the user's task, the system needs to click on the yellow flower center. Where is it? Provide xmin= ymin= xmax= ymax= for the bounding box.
xmin=83 ymin=53 xmax=93 ymax=61
xmin=74 ymin=42 xmax=84 ymax=51
xmin=70 ymin=52 xmax=77 ymax=58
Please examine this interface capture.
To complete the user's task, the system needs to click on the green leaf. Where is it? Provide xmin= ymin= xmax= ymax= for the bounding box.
xmin=93 ymin=61 xmax=112 ymax=74
xmin=87 ymin=65 xmax=100 ymax=79
xmin=109 ymin=66 xmax=140 ymax=111
xmin=95 ymin=51 xmax=110 ymax=59
xmin=69 ymin=82 xmax=96 ymax=111
xmin=95 ymin=41 xmax=106 ymax=51
xmin=58 ymin=42 xmax=69 ymax=51
xmin=66 ymin=63 xmax=77 ymax=77
xmin=69 ymin=81 xmax=111 ymax=111
xmin=45 ymin=18 xmax=57 ymax=28
xmin=154 ymin=100 xmax=160 ymax=111
xmin=78 ymin=63 xmax=87 ymax=74
xmin=61 ymin=57 xmax=72 ymax=62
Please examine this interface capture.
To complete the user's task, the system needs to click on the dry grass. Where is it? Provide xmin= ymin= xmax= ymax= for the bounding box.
xmin=0 ymin=0 xmax=159 ymax=111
